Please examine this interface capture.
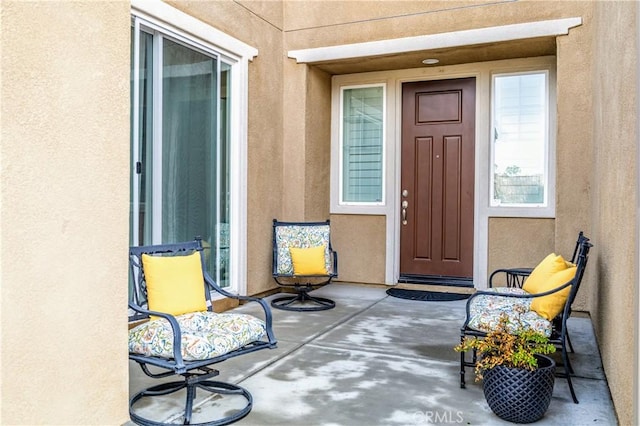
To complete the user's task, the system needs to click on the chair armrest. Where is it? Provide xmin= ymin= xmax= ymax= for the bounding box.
xmin=203 ymin=273 xmax=277 ymax=346
xmin=463 ymin=279 xmax=574 ymax=328
xmin=128 ymin=302 xmax=187 ymax=373
xmin=488 ymin=267 xmax=533 ymax=288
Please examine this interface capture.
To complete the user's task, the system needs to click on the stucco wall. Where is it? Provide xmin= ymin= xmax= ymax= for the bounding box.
xmin=487 ymin=218 xmax=555 ymax=283
xmin=591 ymin=2 xmax=638 ymax=425
xmin=555 ymin=7 xmax=594 ymax=311
xmin=331 ymin=215 xmax=387 ymax=284
xmin=1 ymin=1 xmax=130 ymax=424
xmin=284 ymin=1 xmax=590 ymax=50
xmin=304 ymin=66 xmax=332 ymax=220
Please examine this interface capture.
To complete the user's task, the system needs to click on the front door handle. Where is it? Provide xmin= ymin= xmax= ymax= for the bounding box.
xmin=402 ymin=200 xmax=408 ymax=225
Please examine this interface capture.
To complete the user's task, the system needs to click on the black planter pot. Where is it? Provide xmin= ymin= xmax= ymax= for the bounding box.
xmin=482 ymin=354 xmax=556 ymax=424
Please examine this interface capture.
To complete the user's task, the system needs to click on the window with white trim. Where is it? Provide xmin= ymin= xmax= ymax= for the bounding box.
xmin=491 ymin=71 xmax=551 ymax=209
xmin=130 ymin=2 xmax=255 ymax=293
xmin=337 ymin=84 xmax=386 ymax=207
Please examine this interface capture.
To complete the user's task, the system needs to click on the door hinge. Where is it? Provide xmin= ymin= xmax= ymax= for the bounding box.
xmin=136 ymin=161 xmax=142 ymax=174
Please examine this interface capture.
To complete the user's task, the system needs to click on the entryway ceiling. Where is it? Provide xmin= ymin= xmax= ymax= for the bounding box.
xmin=310 ymin=36 xmax=556 ymax=74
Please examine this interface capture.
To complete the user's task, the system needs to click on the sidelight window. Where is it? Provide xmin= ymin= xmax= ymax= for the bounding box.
xmin=338 ymin=85 xmax=386 ymax=206
xmin=490 ymin=71 xmax=552 ymax=210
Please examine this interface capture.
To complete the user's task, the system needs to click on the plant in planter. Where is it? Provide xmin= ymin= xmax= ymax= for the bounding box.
xmin=455 ymin=307 xmax=557 ymax=423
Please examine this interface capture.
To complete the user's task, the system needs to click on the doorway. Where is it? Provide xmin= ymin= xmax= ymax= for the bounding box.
xmin=399 ymin=78 xmax=476 ymax=283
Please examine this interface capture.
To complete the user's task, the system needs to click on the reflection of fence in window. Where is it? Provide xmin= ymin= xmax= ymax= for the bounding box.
xmin=342 ymin=85 xmax=384 ymax=204
xmin=343 ymin=107 xmax=383 ymax=203
xmin=494 ymin=174 xmax=544 ymax=204
xmin=346 ymin=144 xmax=383 ymax=202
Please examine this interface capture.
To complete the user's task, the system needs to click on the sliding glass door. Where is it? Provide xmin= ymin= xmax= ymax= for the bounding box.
xmin=131 ymin=24 xmax=231 ymax=287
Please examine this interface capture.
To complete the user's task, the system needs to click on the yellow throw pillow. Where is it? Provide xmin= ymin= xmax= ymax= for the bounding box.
xmin=523 ymin=253 xmax=577 ymax=320
xmin=522 ymin=253 xmax=567 ymax=294
xmin=529 ymin=266 xmax=577 ymax=320
xmin=289 ymin=245 xmax=328 ymax=275
xmin=142 ymin=251 xmax=207 ymax=317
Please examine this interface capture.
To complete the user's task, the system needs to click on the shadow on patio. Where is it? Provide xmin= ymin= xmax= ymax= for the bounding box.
xmin=129 ymin=284 xmax=617 ymax=425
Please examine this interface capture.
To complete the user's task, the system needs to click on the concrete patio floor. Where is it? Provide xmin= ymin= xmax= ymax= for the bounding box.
xmin=129 ymin=283 xmax=617 ymax=425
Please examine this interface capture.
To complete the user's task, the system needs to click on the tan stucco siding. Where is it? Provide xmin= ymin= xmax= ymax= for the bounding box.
xmin=331 ymin=215 xmax=386 ymax=284
xmin=284 ymin=0 xmax=590 ymax=50
xmin=591 ymin=2 xmax=638 ymax=425
xmin=554 ymin=8 xmax=594 ymax=312
xmin=487 ymin=218 xmax=555 ymax=285
xmin=284 ymin=0 xmax=498 ymax=32
xmin=1 ymin=1 xmax=130 ymax=424
xmin=168 ymin=0 xmax=283 ymax=48
xmin=282 ymin=60 xmax=308 ymax=221
xmin=304 ymin=66 xmax=332 ymax=221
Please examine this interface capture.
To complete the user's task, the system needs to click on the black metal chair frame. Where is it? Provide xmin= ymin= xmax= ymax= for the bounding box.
xmin=129 ymin=238 xmax=277 ymax=426
xmin=488 ymin=232 xmax=587 ymax=289
xmin=460 ymin=234 xmax=592 ymax=404
xmin=487 ymin=231 xmax=588 ymax=354
xmin=489 ymin=231 xmax=589 ymax=354
xmin=271 ymin=219 xmax=338 ymax=311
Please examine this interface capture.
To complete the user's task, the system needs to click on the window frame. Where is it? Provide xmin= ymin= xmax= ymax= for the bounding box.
xmin=339 ymin=84 xmax=386 ymax=206
xmin=331 ymin=82 xmax=389 ymax=214
xmin=131 ymin=0 xmax=257 ymax=296
xmin=488 ymin=67 xmax=556 ymax=218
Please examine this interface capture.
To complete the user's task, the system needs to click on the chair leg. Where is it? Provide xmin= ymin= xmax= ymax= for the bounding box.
xmin=460 ymin=334 xmax=467 ymax=389
xmin=184 ymin=383 xmax=196 ymax=425
xmin=566 ymin=330 xmax=575 ymax=353
xmin=459 ymin=331 xmax=480 ymax=390
xmin=561 ymin=342 xmax=579 ymax=404
xmin=565 ymin=348 xmax=575 ymax=375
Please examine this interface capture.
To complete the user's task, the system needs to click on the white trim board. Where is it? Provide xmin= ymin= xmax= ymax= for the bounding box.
xmin=289 ymin=17 xmax=582 ymax=64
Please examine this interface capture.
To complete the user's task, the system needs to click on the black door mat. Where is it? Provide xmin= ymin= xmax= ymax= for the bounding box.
xmin=386 ymin=288 xmax=471 ymax=301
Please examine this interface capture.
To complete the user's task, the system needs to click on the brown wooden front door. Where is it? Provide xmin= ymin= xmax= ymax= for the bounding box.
xmin=400 ymin=78 xmax=475 ymax=279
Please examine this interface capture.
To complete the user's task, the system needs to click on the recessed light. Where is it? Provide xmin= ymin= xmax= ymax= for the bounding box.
xmin=422 ymin=58 xmax=439 ymax=65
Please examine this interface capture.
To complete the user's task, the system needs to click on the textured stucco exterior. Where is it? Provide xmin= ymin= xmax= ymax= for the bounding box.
xmin=1 ymin=0 xmax=638 ymax=424
xmin=332 ymin=215 xmax=387 ymax=284
xmin=487 ymin=218 xmax=555 ymax=282
xmin=1 ymin=1 xmax=131 ymax=424
xmin=590 ymin=2 xmax=638 ymax=424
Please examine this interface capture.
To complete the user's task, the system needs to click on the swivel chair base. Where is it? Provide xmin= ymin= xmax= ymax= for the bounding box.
xmin=130 ymin=379 xmax=252 ymax=426
xmin=271 ymin=290 xmax=335 ymax=312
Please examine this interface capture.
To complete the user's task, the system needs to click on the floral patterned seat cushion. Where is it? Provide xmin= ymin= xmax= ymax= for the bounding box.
xmin=275 ymin=224 xmax=332 ymax=275
xmin=467 ymin=287 xmax=552 ymax=337
xmin=129 ymin=311 xmax=266 ymax=361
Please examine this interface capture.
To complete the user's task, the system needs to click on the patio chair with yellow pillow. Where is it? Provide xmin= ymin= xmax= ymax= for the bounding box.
xmin=487 ymin=231 xmax=589 ymax=354
xmin=271 ymin=219 xmax=338 ymax=311
xmin=128 ymin=238 xmax=277 ymax=426
xmin=459 ymin=235 xmax=592 ymax=403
